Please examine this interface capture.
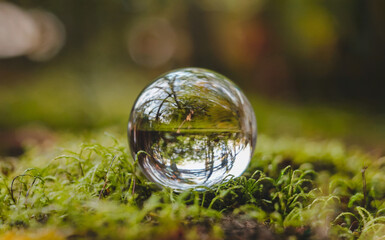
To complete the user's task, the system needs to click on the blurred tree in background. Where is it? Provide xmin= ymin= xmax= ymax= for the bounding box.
xmin=0 ymin=0 xmax=384 ymax=145
xmin=1 ymin=0 xmax=384 ymax=107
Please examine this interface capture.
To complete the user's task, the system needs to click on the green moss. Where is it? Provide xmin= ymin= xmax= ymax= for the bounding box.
xmin=0 ymin=130 xmax=384 ymax=239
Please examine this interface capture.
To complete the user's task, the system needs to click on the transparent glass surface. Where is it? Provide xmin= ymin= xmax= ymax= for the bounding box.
xmin=128 ymin=68 xmax=257 ymax=191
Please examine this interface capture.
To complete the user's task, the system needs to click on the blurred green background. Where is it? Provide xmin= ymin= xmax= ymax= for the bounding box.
xmin=0 ymin=0 xmax=384 ymax=156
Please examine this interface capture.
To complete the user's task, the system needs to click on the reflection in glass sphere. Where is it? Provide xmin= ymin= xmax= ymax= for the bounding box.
xmin=128 ymin=68 xmax=257 ymax=191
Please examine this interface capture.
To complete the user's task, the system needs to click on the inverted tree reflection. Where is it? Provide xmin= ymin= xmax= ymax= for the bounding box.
xmin=129 ymin=68 xmax=255 ymax=190
xmin=135 ymin=130 xmax=247 ymax=186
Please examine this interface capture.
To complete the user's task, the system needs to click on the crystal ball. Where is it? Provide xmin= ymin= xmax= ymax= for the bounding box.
xmin=128 ymin=68 xmax=257 ymax=191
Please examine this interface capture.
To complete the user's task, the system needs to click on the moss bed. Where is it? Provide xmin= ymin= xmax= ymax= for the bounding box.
xmin=1 ymin=129 xmax=384 ymax=240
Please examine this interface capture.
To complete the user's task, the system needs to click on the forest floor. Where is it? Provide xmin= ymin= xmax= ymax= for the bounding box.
xmin=1 ymin=66 xmax=385 ymax=239
xmin=1 ymin=128 xmax=385 ymax=239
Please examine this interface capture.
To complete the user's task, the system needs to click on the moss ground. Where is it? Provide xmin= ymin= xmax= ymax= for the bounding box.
xmin=0 ymin=128 xmax=385 ymax=239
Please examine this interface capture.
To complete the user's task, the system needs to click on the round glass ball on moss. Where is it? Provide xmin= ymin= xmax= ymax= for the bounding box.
xmin=128 ymin=68 xmax=257 ymax=191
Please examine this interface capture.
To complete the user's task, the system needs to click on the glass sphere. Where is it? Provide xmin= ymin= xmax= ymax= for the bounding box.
xmin=128 ymin=68 xmax=257 ymax=191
